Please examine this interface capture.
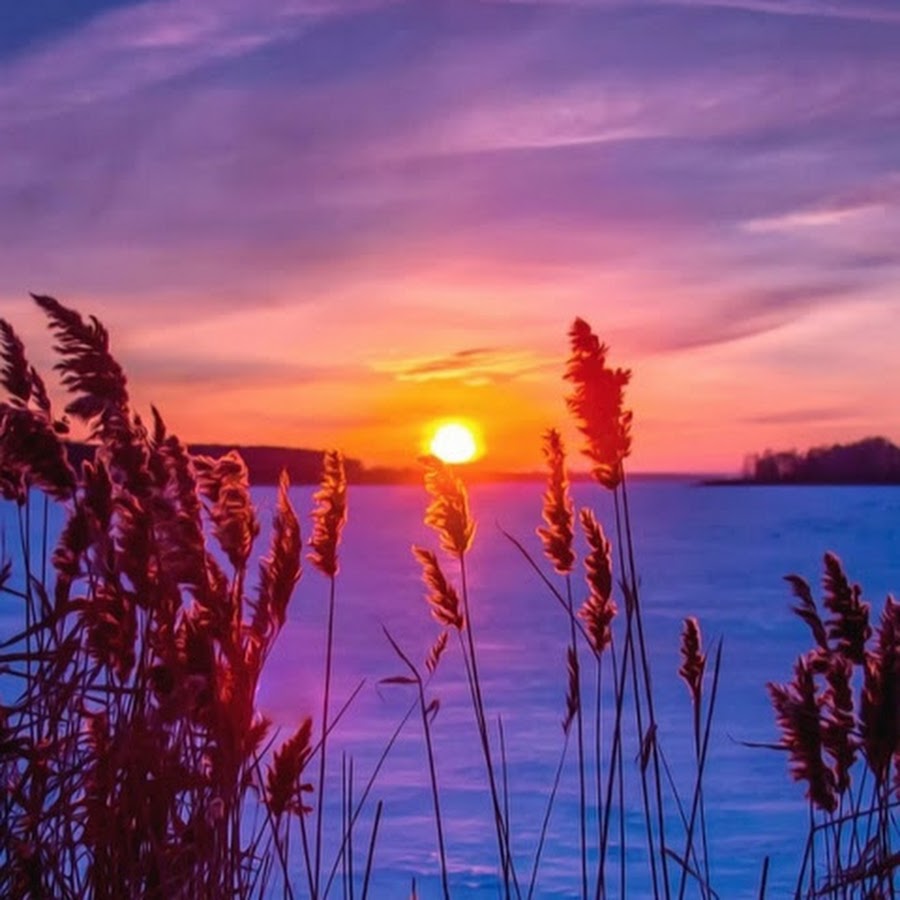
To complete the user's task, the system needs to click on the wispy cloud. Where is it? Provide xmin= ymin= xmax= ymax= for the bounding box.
xmin=661 ymin=0 xmax=900 ymax=24
xmin=375 ymin=348 xmax=554 ymax=385
xmin=743 ymin=202 xmax=885 ymax=234
xmin=743 ymin=405 xmax=859 ymax=426
xmin=0 ymin=0 xmax=395 ymax=123
xmin=486 ymin=0 xmax=900 ymax=23
xmin=629 ymin=280 xmax=861 ymax=354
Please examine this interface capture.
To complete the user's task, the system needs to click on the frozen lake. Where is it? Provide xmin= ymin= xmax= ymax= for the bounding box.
xmin=4 ymin=477 xmax=900 ymax=897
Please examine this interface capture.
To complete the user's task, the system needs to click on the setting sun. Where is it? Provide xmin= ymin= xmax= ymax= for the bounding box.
xmin=429 ymin=422 xmax=480 ymax=464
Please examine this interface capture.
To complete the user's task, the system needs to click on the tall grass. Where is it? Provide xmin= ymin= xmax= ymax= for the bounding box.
xmin=0 ymin=295 xmax=307 ymax=897
xmin=767 ymin=553 xmax=900 ymax=898
xmin=2 ymin=293 xmax=888 ymax=897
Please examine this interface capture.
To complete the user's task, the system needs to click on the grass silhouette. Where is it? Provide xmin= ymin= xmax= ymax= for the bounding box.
xmin=0 ymin=295 xmax=896 ymax=898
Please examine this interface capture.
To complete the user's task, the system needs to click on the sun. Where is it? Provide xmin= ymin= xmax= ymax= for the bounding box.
xmin=429 ymin=422 xmax=480 ymax=465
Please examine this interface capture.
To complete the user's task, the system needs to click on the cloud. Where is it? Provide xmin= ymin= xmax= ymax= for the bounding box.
xmin=629 ymin=280 xmax=861 ymax=354
xmin=661 ymin=0 xmax=900 ymax=24
xmin=124 ymin=352 xmax=355 ymax=389
xmin=0 ymin=0 xmax=396 ymax=124
xmin=375 ymin=347 xmax=555 ymax=385
xmin=489 ymin=0 xmax=900 ymax=23
xmin=3 ymin=0 xmax=899 ymax=301
xmin=743 ymin=405 xmax=859 ymax=425
xmin=743 ymin=202 xmax=886 ymax=234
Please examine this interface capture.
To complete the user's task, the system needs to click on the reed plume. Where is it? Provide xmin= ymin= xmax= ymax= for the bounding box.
xmin=425 ymin=630 xmax=450 ymax=676
xmin=194 ymin=450 xmax=260 ymax=574
xmin=412 ymin=547 xmax=464 ymax=631
xmin=785 ymin=573 xmax=829 ymax=652
xmin=822 ymin=552 xmax=871 ymax=665
xmin=31 ymin=294 xmax=129 ymax=437
xmin=564 ymin=317 xmax=632 ymax=491
xmin=861 ymin=597 xmax=900 ymax=784
xmin=0 ymin=395 xmax=76 ymax=503
xmin=267 ymin=717 xmax=314 ymax=819
xmin=0 ymin=320 xmax=35 ymax=404
xmin=768 ymin=653 xmax=837 ymax=813
xmin=252 ymin=470 xmax=302 ymax=648
xmin=0 ymin=317 xmax=75 ymax=502
xmin=0 ymin=296 xmax=322 ymax=899
xmin=821 ymin=653 xmax=857 ymax=795
xmin=535 ymin=430 xmax=587 ymax=900
xmin=537 ymin=428 xmax=574 ymax=574
xmin=678 ymin=617 xmax=706 ymax=712
xmin=32 ymin=294 xmax=152 ymax=498
xmin=309 ymin=450 xmax=348 ymax=897
xmin=564 ymin=317 xmax=670 ymax=897
xmin=309 ymin=450 xmax=347 ymax=578
xmin=578 ymin=507 xmax=616 ymax=655
xmin=422 ymin=455 xmax=475 ymax=556
xmin=419 ymin=455 xmax=514 ymax=895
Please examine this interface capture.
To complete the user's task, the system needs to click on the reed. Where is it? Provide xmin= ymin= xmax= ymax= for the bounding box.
xmin=308 ymin=448 xmax=347 ymax=899
xmin=0 ymin=295 xmax=308 ymax=898
xmin=678 ymin=616 xmax=712 ymax=898
xmin=771 ymin=553 xmax=900 ymax=897
xmin=418 ymin=454 xmax=515 ymax=896
xmin=7 ymin=295 xmax=878 ymax=898
xmin=565 ymin=316 xmax=670 ymax=899
xmin=538 ymin=428 xmax=587 ymax=900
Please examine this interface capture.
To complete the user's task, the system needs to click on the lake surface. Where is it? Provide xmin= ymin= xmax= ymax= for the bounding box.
xmin=262 ymin=478 xmax=900 ymax=898
xmin=4 ymin=478 xmax=900 ymax=897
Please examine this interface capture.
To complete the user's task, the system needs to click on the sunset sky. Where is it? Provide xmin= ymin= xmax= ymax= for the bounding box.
xmin=2 ymin=0 xmax=899 ymax=473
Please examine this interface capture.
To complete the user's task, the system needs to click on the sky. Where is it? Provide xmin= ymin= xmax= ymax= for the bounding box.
xmin=1 ymin=0 xmax=899 ymax=474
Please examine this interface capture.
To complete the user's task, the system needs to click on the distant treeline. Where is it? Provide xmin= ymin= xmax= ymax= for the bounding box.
xmin=741 ymin=436 xmax=900 ymax=484
xmin=64 ymin=442 xmax=419 ymax=486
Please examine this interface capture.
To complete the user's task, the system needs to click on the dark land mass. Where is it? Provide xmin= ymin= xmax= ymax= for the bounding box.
xmin=63 ymin=442 xmax=549 ymax=486
xmin=63 ymin=443 xmax=703 ymax=486
xmin=64 ymin=442 xmax=384 ymax=485
xmin=707 ymin=436 xmax=900 ymax=486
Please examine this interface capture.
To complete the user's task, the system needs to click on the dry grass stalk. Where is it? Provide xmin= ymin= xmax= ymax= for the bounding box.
xmin=412 ymin=546 xmax=465 ymax=631
xmin=821 ymin=654 xmax=857 ymax=795
xmin=564 ymin=317 xmax=632 ymax=491
xmin=0 ymin=319 xmax=35 ymax=404
xmin=31 ymin=294 xmax=129 ymax=442
xmin=0 ymin=318 xmax=75 ymax=503
xmin=861 ymin=597 xmax=900 ymax=785
xmin=0 ymin=295 xmax=308 ymax=899
xmin=822 ymin=552 xmax=871 ymax=665
xmin=678 ymin=617 xmax=706 ymax=712
xmin=32 ymin=294 xmax=153 ymax=500
xmin=267 ymin=717 xmax=314 ymax=818
xmin=309 ymin=449 xmax=349 ymax=897
xmin=146 ymin=408 xmax=222 ymax=607
xmin=194 ymin=450 xmax=260 ymax=574
xmin=537 ymin=428 xmax=574 ymax=575
xmin=418 ymin=460 xmax=516 ymax=895
xmin=785 ymin=574 xmax=829 ymax=652
xmin=309 ymin=450 xmax=347 ymax=578
xmin=578 ymin=507 xmax=616 ymax=655
xmin=422 ymin=455 xmax=475 ymax=556
xmin=425 ymin=631 xmax=450 ymax=676
xmin=253 ymin=469 xmax=302 ymax=644
xmin=768 ymin=653 xmax=838 ymax=813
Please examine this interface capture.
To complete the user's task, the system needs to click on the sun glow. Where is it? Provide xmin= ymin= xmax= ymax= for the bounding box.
xmin=429 ymin=422 xmax=480 ymax=464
